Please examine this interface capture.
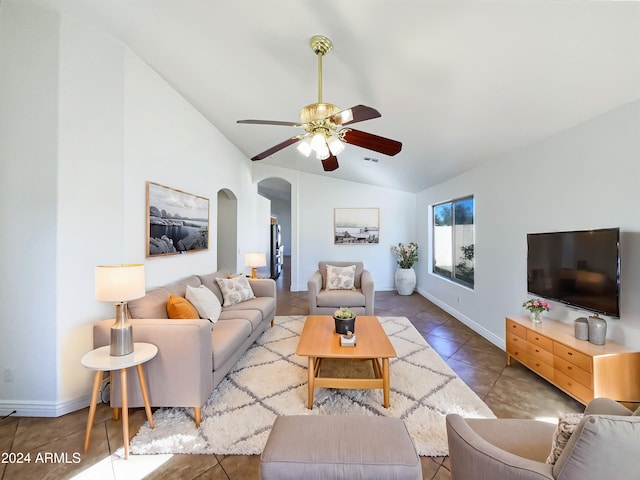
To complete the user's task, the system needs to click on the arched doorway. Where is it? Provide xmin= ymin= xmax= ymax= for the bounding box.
xmin=217 ymin=188 xmax=237 ymax=272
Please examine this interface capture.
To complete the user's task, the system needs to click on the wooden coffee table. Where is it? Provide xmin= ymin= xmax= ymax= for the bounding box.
xmin=296 ymin=315 xmax=397 ymax=409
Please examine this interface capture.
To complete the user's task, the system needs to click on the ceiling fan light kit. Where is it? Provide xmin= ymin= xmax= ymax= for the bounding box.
xmin=237 ymin=35 xmax=402 ymax=171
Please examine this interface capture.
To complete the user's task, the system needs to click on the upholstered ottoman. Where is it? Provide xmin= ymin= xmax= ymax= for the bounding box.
xmin=260 ymin=415 xmax=422 ymax=480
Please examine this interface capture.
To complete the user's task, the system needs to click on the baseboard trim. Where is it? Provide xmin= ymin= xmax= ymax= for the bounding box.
xmin=416 ymin=287 xmax=505 ymax=350
xmin=0 ymin=394 xmax=91 ymax=418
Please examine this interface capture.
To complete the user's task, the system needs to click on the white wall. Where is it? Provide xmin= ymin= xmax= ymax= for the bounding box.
xmin=0 ymin=2 xmax=59 ymax=413
xmin=417 ymin=100 xmax=640 ymax=351
xmin=0 ymin=4 xmax=268 ymax=416
xmin=254 ymin=164 xmax=417 ymax=292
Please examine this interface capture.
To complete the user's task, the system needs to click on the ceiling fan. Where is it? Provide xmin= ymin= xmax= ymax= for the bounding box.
xmin=237 ymin=35 xmax=402 ymax=172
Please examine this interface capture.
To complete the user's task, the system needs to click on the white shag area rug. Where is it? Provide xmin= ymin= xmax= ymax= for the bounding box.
xmin=130 ymin=315 xmax=495 ymax=456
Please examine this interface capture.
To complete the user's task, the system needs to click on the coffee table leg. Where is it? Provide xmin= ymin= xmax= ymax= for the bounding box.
xmin=121 ymin=368 xmax=129 ymax=459
xmin=84 ymin=370 xmax=102 ymax=452
xmin=307 ymin=356 xmax=315 ymax=409
xmin=382 ymin=358 xmax=390 ymax=408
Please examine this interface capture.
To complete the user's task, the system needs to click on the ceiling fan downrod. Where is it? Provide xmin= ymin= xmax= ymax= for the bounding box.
xmin=311 ymin=35 xmax=332 ymax=104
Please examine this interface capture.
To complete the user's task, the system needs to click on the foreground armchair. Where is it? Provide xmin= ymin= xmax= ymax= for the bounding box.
xmin=307 ymin=261 xmax=374 ymax=316
xmin=446 ymin=397 xmax=639 ymax=480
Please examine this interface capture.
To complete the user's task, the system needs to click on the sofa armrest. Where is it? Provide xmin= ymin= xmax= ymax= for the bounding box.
xmin=93 ymin=318 xmax=213 ymax=409
xmin=361 ymin=269 xmax=375 ymax=316
xmin=446 ymin=414 xmax=554 ymax=480
xmin=248 ymin=277 xmax=277 ymax=298
xmin=307 ymin=271 xmax=322 ymax=315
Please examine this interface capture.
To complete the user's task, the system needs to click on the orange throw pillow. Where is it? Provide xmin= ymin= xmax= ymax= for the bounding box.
xmin=166 ymin=295 xmax=199 ymax=319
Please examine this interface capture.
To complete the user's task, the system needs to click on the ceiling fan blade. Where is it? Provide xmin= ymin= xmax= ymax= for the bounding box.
xmin=343 ymin=129 xmax=402 ymax=156
xmin=331 ymin=105 xmax=381 ymax=126
xmin=250 ymin=136 xmax=300 ymax=161
xmin=238 ymin=119 xmax=301 ymax=127
xmin=321 ymin=155 xmax=339 ymax=172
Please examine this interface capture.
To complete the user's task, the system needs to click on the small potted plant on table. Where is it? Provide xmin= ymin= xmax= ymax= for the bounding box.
xmin=333 ymin=307 xmax=356 ymax=334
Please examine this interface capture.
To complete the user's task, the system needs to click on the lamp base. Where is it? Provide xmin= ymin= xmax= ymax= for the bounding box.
xmin=110 ymin=302 xmax=134 ymax=356
xmin=251 ymin=267 xmax=258 ymax=279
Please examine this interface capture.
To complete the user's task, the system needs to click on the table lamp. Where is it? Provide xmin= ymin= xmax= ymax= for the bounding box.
xmin=95 ymin=264 xmax=145 ymax=356
xmin=245 ymin=252 xmax=267 ymax=279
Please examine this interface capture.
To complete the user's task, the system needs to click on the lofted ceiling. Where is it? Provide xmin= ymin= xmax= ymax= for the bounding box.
xmin=14 ymin=0 xmax=640 ymax=193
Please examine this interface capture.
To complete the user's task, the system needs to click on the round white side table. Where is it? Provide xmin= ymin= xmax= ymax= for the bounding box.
xmin=81 ymin=342 xmax=158 ymax=459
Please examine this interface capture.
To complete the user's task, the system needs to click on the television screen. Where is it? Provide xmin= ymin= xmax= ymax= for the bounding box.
xmin=527 ymin=228 xmax=620 ymax=318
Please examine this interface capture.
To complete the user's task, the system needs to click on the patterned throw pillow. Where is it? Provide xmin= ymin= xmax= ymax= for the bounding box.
xmin=546 ymin=413 xmax=584 ymax=465
xmin=325 ymin=264 xmax=357 ymax=290
xmin=215 ymin=275 xmax=256 ymax=306
xmin=186 ymin=285 xmax=222 ymax=322
xmin=166 ymin=295 xmax=199 ymax=319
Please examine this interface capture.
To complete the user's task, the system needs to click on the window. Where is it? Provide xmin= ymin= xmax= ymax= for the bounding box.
xmin=432 ymin=196 xmax=474 ymax=287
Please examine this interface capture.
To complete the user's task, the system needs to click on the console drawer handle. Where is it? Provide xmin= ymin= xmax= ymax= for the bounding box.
xmin=567 ymin=352 xmax=573 ymax=356
xmin=567 ymin=366 xmax=573 ymax=370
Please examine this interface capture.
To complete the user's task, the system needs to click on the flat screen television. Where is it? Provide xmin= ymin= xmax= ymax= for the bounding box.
xmin=527 ymin=227 xmax=620 ymax=318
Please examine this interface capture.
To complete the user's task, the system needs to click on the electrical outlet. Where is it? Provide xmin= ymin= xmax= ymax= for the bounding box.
xmin=4 ymin=367 xmax=14 ymax=382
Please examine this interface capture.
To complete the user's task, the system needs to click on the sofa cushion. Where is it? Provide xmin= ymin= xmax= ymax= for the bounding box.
xmin=216 ymin=275 xmax=256 ymax=306
xmin=219 ymin=308 xmax=263 ymax=332
xmin=166 ymin=295 xmax=200 ymax=319
xmin=128 ymin=275 xmax=202 ymax=319
xmin=129 ymin=286 xmax=172 ymax=319
xmin=211 ymin=319 xmax=252 ymax=369
xmin=325 ymin=264 xmax=357 ymax=290
xmin=198 ymin=269 xmax=232 ymax=304
xmin=186 ymin=285 xmax=222 ymax=322
xmin=222 ymin=297 xmax=275 ymax=323
xmin=164 ymin=275 xmax=203 ymax=297
xmin=316 ymin=289 xmax=366 ymax=308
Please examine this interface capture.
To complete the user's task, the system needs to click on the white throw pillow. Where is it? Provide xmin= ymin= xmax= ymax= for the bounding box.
xmin=186 ymin=285 xmax=222 ymax=322
xmin=215 ymin=275 xmax=256 ymax=306
xmin=546 ymin=413 xmax=584 ymax=465
xmin=325 ymin=264 xmax=357 ymax=290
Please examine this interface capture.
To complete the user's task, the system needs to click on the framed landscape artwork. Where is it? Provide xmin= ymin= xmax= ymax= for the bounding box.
xmin=146 ymin=181 xmax=210 ymax=257
xmin=334 ymin=208 xmax=380 ymax=244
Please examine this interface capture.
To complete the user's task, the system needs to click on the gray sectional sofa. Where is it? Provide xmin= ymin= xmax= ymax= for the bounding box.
xmin=93 ymin=268 xmax=276 ymax=426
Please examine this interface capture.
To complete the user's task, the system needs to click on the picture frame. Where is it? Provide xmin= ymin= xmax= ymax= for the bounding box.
xmin=146 ymin=181 xmax=210 ymax=257
xmin=334 ymin=208 xmax=380 ymax=244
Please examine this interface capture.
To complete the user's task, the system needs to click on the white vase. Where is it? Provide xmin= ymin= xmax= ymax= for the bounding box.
xmin=395 ymin=267 xmax=416 ymax=295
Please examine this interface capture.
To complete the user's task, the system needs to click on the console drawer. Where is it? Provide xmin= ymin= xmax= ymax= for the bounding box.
xmin=527 ymin=330 xmax=553 ymax=352
xmin=555 ymin=370 xmax=594 ymax=403
xmin=506 ymin=343 xmax=528 ymax=365
xmin=527 ymin=342 xmax=553 ymax=366
xmin=506 ymin=318 xmax=527 ymax=339
xmin=554 ymin=356 xmax=592 ymax=389
xmin=527 ymin=356 xmax=554 ymax=379
xmin=554 ymin=343 xmax=592 ymax=373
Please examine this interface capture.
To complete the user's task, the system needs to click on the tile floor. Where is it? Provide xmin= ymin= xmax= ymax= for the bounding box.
xmin=1 ymin=264 xmax=583 ymax=479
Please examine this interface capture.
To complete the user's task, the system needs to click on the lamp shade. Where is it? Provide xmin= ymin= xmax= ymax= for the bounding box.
xmin=95 ymin=264 xmax=145 ymax=302
xmin=244 ymin=252 xmax=267 ymax=268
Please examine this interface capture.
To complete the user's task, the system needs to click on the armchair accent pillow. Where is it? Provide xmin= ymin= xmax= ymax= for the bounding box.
xmin=326 ymin=264 xmax=357 ymax=290
xmin=546 ymin=413 xmax=584 ymax=465
xmin=166 ymin=295 xmax=199 ymax=319
xmin=186 ymin=285 xmax=222 ymax=322
xmin=215 ymin=275 xmax=256 ymax=306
